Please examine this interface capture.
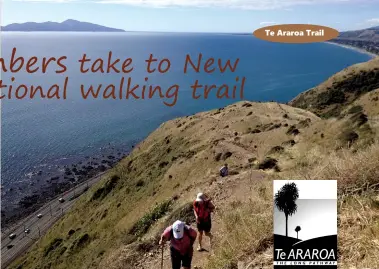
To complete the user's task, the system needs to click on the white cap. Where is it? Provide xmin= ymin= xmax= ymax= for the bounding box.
xmin=172 ymin=220 xmax=185 ymax=239
xmin=196 ymin=193 xmax=204 ymax=202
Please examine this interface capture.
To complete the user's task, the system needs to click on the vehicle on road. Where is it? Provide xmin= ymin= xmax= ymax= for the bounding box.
xmin=24 ymin=228 xmax=31 ymax=234
xmin=37 ymin=213 xmax=43 ymax=218
xmin=9 ymin=233 xmax=16 ymax=239
xmin=59 ymin=198 xmax=65 ymax=203
xmin=7 ymin=245 xmax=14 ymax=249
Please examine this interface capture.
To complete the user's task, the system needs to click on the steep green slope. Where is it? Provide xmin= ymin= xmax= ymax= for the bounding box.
xmin=289 ymin=57 xmax=379 ymax=118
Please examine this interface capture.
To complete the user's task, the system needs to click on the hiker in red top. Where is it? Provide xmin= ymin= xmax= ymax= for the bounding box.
xmin=193 ymin=193 xmax=215 ymax=251
xmin=159 ymin=220 xmax=197 ymax=269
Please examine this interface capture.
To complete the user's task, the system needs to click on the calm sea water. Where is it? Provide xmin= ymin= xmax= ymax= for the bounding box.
xmin=0 ymin=32 xmax=372 ymax=203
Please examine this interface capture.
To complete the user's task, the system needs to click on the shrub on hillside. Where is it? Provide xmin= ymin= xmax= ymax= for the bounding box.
xmin=258 ymin=157 xmax=280 ymax=171
xmin=128 ymin=200 xmax=172 ymax=238
xmin=165 ymin=202 xmax=195 ymax=226
xmin=135 ymin=179 xmax=145 ymax=187
xmin=44 ymin=238 xmax=63 ymax=257
xmin=69 ymin=234 xmax=90 ymax=252
xmin=91 ymin=175 xmax=120 ymax=201
xmin=228 ymin=170 xmax=239 ymax=175
xmin=298 ymin=118 xmax=311 ymax=128
xmin=286 ymin=126 xmax=300 ymax=136
xmin=242 ymin=102 xmax=252 ymax=107
xmin=214 ymin=153 xmax=222 ymax=161
xmin=267 ymin=146 xmax=284 ymax=155
xmin=222 ymin=152 xmax=233 ymax=160
xmin=317 ymin=89 xmax=346 ymax=106
xmin=339 ymin=130 xmax=359 ymax=147
xmin=321 ymin=106 xmax=342 ymax=119
xmin=158 ymin=161 xmax=169 ymax=168
xmin=350 ymin=112 xmax=368 ymax=127
xmin=333 ymin=70 xmax=379 ymax=96
xmin=282 ymin=140 xmax=296 ymax=147
xmin=348 ymin=105 xmax=363 ymax=114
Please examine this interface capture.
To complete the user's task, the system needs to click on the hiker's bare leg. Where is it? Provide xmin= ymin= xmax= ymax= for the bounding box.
xmin=198 ymin=230 xmax=204 ymax=250
xmin=205 ymin=232 xmax=213 ymax=247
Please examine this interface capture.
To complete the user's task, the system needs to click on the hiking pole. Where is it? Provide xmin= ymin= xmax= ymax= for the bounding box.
xmin=160 ymin=244 xmax=164 ymax=269
xmin=250 ymin=163 xmax=253 ymax=190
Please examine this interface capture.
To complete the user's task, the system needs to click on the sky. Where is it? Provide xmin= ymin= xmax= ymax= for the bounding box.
xmin=273 ymin=180 xmax=337 ymax=200
xmin=274 ymin=199 xmax=337 ymax=241
xmin=1 ymin=0 xmax=379 ymax=32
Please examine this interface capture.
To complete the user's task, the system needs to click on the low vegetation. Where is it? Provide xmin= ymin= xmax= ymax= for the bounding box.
xmin=128 ymin=199 xmax=172 ymax=238
xmin=206 ymin=182 xmax=272 ymax=269
xmin=44 ymin=238 xmax=63 ymax=257
xmin=290 ymin=57 xmax=379 ymax=118
xmin=91 ymin=175 xmax=120 ymax=201
xmin=164 ymin=202 xmax=196 ymax=226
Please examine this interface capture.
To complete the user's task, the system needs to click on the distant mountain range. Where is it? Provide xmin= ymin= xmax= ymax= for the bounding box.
xmin=1 ymin=19 xmax=125 ymax=32
xmin=331 ymin=25 xmax=379 ymax=55
xmin=338 ymin=25 xmax=379 ymax=41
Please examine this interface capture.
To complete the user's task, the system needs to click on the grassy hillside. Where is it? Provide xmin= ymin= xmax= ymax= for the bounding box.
xmin=290 ymin=57 xmax=379 ymax=118
xmin=10 ymin=64 xmax=379 ymax=269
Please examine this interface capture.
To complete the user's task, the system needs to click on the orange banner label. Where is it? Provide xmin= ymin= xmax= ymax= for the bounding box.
xmin=253 ymin=24 xmax=339 ymax=43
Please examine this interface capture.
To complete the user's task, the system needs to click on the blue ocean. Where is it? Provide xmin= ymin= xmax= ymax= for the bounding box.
xmin=0 ymin=32 xmax=372 ymax=207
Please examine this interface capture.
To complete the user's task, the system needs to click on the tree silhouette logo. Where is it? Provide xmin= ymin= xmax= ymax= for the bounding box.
xmin=295 ymin=226 xmax=301 ymax=239
xmin=274 ymin=182 xmax=299 ymax=237
xmin=273 ymin=180 xmax=338 ymax=268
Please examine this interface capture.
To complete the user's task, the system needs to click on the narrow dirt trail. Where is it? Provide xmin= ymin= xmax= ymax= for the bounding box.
xmin=138 ymin=169 xmax=266 ymax=269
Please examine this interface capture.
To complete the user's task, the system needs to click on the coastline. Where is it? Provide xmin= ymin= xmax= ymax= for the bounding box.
xmin=325 ymin=41 xmax=378 ymax=58
xmin=1 ymin=144 xmax=132 ymax=228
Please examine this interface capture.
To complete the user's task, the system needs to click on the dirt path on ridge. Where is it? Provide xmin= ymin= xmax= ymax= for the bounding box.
xmin=136 ymin=169 xmax=266 ymax=269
